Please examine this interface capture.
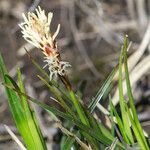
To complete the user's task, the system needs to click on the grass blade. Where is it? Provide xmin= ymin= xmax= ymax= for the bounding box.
xmin=105 ymin=138 xmax=118 ymax=150
xmin=124 ymin=102 xmax=149 ymax=150
xmin=69 ymin=91 xmax=90 ymax=126
xmin=118 ymin=44 xmax=134 ymax=145
xmin=61 ymin=135 xmax=76 ymax=150
xmin=88 ymin=65 xmax=118 ymax=112
xmin=57 ymin=122 xmax=92 ymax=150
xmin=37 ymin=75 xmax=74 ymax=116
xmin=4 ymin=75 xmax=100 ymax=149
xmin=123 ymin=36 xmax=149 ymax=149
xmin=17 ymin=69 xmax=47 ymax=150
xmin=109 ymin=100 xmax=128 ymax=143
xmin=5 ymin=81 xmax=124 ymax=149
xmin=0 ymin=54 xmax=37 ymax=149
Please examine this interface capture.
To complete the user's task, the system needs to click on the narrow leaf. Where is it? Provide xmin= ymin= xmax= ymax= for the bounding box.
xmin=123 ymin=36 xmax=149 ymax=149
xmin=118 ymin=44 xmax=134 ymax=144
xmin=89 ymin=65 xmax=118 ymax=112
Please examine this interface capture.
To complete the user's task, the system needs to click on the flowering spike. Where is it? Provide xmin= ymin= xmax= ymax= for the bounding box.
xmin=47 ymin=13 xmax=53 ymax=28
xmin=52 ymin=24 xmax=60 ymax=40
xmin=19 ymin=6 xmax=71 ymax=80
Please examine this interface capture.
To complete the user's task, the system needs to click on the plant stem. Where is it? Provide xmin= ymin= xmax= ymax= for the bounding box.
xmin=59 ymin=75 xmax=72 ymax=91
xmin=59 ymin=75 xmax=89 ymax=126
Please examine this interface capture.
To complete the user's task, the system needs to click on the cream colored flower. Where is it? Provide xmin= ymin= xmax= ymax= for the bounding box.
xmin=19 ymin=6 xmax=60 ymax=53
xmin=19 ymin=6 xmax=71 ymax=80
xmin=43 ymin=54 xmax=71 ymax=80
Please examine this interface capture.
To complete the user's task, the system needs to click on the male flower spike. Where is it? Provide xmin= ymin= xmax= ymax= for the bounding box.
xmin=19 ymin=6 xmax=71 ymax=80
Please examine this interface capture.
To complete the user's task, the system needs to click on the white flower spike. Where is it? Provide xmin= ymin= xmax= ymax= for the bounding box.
xmin=19 ymin=6 xmax=59 ymax=51
xmin=19 ymin=6 xmax=71 ymax=80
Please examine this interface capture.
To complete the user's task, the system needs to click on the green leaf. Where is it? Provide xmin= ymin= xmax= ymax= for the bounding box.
xmin=5 ymin=82 xmax=124 ymax=149
xmin=88 ymin=65 xmax=118 ymax=112
xmin=124 ymin=102 xmax=148 ymax=150
xmin=61 ymin=136 xmax=76 ymax=150
xmin=109 ymin=100 xmax=128 ymax=143
xmin=17 ymin=69 xmax=47 ymax=150
xmin=123 ymin=36 xmax=149 ymax=149
xmin=0 ymin=54 xmax=39 ymax=150
xmin=118 ymin=43 xmax=134 ymax=145
xmin=84 ymin=108 xmax=116 ymax=144
xmin=60 ymin=121 xmax=77 ymax=150
xmin=5 ymin=74 xmax=99 ymax=149
xmin=109 ymin=98 xmax=115 ymax=137
xmin=105 ymin=138 xmax=118 ymax=150
xmin=37 ymin=75 xmax=74 ymax=117
xmin=69 ymin=90 xmax=89 ymax=126
xmin=29 ymin=97 xmax=123 ymax=148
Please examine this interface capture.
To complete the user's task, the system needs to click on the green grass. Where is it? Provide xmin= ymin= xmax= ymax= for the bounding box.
xmin=0 ymin=36 xmax=149 ymax=150
xmin=0 ymin=55 xmax=47 ymax=150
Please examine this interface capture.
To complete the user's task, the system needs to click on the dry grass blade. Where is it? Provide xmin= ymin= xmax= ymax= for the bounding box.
xmin=4 ymin=125 xmax=27 ymax=150
xmin=96 ymin=103 xmax=109 ymax=115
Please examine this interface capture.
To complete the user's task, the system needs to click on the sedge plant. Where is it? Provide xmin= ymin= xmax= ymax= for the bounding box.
xmin=0 ymin=6 xmax=149 ymax=150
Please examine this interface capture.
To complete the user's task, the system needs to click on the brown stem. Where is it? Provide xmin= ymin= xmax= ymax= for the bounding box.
xmin=58 ymin=74 xmax=72 ymax=91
